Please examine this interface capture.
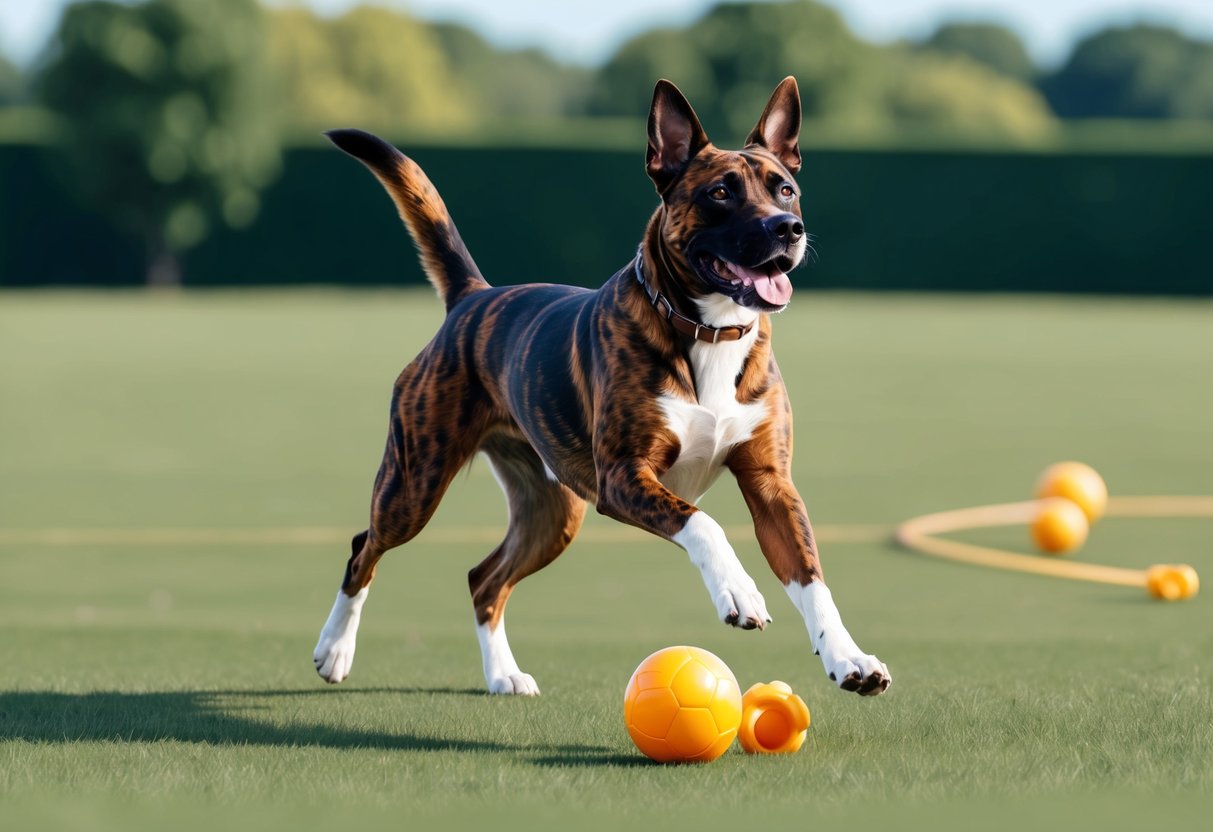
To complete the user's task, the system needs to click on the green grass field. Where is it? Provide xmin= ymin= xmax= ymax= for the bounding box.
xmin=1 ymin=289 xmax=1211 ymax=830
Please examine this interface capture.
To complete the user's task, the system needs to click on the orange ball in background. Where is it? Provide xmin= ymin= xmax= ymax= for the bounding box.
xmin=1035 ymin=461 xmax=1108 ymax=523
xmin=623 ymin=646 xmax=742 ymax=763
xmin=1031 ymin=497 xmax=1090 ymax=554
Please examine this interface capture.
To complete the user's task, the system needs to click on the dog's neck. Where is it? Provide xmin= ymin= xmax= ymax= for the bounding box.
xmin=634 ymin=249 xmax=756 ymax=345
xmin=637 ymin=213 xmax=760 ymax=340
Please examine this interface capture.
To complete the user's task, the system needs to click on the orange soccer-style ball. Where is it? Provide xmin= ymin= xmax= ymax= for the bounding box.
xmin=623 ymin=646 xmax=742 ymax=763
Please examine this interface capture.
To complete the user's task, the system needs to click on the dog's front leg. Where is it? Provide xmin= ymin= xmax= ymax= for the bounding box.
xmin=596 ymin=462 xmax=771 ymax=630
xmin=728 ymin=434 xmax=891 ymax=696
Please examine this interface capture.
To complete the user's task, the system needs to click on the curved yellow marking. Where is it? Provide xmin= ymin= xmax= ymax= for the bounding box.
xmin=894 ymin=496 xmax=1213 ymax=592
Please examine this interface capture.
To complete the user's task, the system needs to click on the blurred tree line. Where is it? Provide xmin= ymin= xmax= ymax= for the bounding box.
xmin=0 ymin=53 xmax=24 ymax=106
xmin=591 ymin=3 xmax=1054 ymax=140
xmin=266 ymin=6 xmax=592 ymax=132
xmin=4 ymin=0 xmax=1213 ymax=284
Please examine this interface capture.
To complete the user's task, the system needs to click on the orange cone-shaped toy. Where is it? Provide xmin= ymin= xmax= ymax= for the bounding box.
xmin=1145 ymin=564 xmax=1200 ymax=601
xmin=738 ymin=681 xmax=810 ymax=754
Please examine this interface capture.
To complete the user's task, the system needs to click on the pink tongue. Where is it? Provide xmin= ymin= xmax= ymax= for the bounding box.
xmin=729 ymin=263 xmax=793 ymax=305
xmin=753 ymin=272 xmax=793 ymax=305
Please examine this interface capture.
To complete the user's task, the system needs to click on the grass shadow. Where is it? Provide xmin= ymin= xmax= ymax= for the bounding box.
xmin=205 ymin=685 xmax=488 ymax=698
xmin=531 ymin=752 xmax=655 ymax=768
xmin=0 ymin=689 xmax=606 ymax=755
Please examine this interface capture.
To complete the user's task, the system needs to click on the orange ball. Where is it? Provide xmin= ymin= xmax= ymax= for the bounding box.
xmin=1031 ymin=497 xmax=1089 ymax=554
xmin=623 ymin=646 xmax=742 ymax=763
xmin=1035 ymin=461 xmax=1108 ymax=523
xmin=1145 ymin=564 xmax=1200 ymax=601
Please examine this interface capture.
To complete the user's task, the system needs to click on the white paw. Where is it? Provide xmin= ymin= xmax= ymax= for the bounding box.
xmin=713 ymin=568 xmax=771 ymax=630
xmin=674 ymin=513 xmax=771 ymax=631
xmin=487 ymin=673 xmax=541 ymax=696
xmin=825 ymin=652 xmax=891 ymax=696
xmin=785 ymin=581 xmax=890 ymax=697
xmin=314 ymin=588 xmax=366 ymax=684
xmin=313 ymin=635 xmax=356 ymax=683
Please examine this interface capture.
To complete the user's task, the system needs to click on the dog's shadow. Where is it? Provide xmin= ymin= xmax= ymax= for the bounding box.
xmin=0 ymin=687 xmax=614 ymax=757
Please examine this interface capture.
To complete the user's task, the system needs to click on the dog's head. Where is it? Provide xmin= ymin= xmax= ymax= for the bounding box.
xmin=646 ymin=77 xmax=805 ymax=314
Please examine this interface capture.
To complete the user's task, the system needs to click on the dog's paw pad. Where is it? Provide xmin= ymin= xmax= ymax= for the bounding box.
xmin=827 ymin=654 xmax=890 ymax=697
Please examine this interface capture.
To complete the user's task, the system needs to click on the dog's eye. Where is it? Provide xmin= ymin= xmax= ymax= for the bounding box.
xmin=708 ymin=185 xmax=729 ymax=201
xmin=779 ymin=184 xmax=796 ymax=199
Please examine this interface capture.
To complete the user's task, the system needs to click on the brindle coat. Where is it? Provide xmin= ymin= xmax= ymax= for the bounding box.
xmin=315 ymin=78 xmax=891 ymax=697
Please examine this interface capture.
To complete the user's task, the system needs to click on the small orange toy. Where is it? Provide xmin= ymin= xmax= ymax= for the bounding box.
xmin=1031 ymin=497 xmax=1089 ymax=554
xmin=1035 ymin=461 xmax=1108 ymax=523
xmin=738 ymin=681 xmax=810 ymax=754
xmin=1145 ymin=564 xmax=1200 ymax=601
xmin=623 ymin=646 xmax=742 ymax=763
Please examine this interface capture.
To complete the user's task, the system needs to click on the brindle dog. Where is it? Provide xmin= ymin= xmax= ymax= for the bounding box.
xmin=313 ymin=78 xmax=891 ymax=697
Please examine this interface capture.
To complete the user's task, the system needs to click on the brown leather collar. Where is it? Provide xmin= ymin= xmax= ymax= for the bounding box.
xmin=633 ymin=250 xmax=755 ymax=344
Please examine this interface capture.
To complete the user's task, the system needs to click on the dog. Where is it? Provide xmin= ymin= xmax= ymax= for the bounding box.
xmin=313 ymin=77 xmax=891 ymax=697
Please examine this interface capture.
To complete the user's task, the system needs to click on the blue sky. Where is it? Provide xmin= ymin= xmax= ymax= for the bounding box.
xmin=4 ymin=0 xmax=1213 ymax=68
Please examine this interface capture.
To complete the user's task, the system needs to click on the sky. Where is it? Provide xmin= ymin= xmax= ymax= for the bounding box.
xmin=4 ymin=0 xmax=1213 ymax=69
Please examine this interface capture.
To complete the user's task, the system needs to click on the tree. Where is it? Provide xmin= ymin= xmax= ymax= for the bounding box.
xmin=36 ymin=0 xmax=281 ymax=286
xmin=430 ymin=22 xmax=592 ymax=120
xmin=690 ymin=0 xmax=888 ymax=136
xmin=591 ymin=0 xmax=1052 ymax=141
xmin=886 ymin=51 xmax=1053 ymax=139
xmin=0 ymin=53 xmax=22 ymax=106
xmin=263 ymin=9 xmax=590 ymax=134
xmin=919 ymin=22 xmax=1036 ymax=82
xmin=1041 ymin=24 xmax=1213 ymax=119
xmin=590 ymin=28 xmax=721 ymax=123
xmin=265 ymin=6 xmax=473 ymax=135
xmin=591 ymin=1 xmax=887 ymax=139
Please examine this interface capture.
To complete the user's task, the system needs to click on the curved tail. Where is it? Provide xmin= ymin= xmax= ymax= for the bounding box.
xmin=326 ymin=129 xmax=489 ymax=311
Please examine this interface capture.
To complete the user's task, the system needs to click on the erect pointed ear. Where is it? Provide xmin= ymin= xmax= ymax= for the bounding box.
xmin=745 ymin=76 xmax=801 ymax=174
xmin=646 ymin=79 xmax=710 ymax=194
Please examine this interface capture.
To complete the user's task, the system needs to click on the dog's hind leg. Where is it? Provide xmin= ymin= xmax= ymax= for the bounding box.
xmin=469 ymin=433 xmax=587 ymax=695
xmin=314 ymin=358 xmax=490 ymax=683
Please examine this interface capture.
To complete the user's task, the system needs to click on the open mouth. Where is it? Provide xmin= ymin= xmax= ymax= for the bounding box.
xmin=696 ymin=253 xmax=795 ymax=308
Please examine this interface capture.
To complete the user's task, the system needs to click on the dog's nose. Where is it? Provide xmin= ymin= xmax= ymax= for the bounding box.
xmin=764 ymin=214 xmax=804 ymax=245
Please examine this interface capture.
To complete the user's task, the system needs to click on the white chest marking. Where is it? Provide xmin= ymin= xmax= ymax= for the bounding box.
xmin=659 ymin=301 xmax=765 ymax=503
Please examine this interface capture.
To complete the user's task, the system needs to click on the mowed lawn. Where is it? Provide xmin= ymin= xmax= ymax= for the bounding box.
xmin=0 ymin=289 xmax=1211 ymax=830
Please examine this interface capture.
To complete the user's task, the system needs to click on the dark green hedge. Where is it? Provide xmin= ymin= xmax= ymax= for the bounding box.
xmin=3 ymin=141 xmax=1211 ymax=293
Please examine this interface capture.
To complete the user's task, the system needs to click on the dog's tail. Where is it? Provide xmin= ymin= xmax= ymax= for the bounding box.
xmin=326 ymin=129 xmax=489 ymax=312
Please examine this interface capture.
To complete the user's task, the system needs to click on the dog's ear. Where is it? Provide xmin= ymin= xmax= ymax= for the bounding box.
xmin=745 ymin=76 xmax=801 ymax=175
xmin=646 ymin=79 xmax=710 ymax=194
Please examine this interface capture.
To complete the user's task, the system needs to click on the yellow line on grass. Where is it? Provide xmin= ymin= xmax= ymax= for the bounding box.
xmin=6 ymin=496 xmax=1205 ymax=551
xmin=0 ymin=523 xmax=893 ymax=547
